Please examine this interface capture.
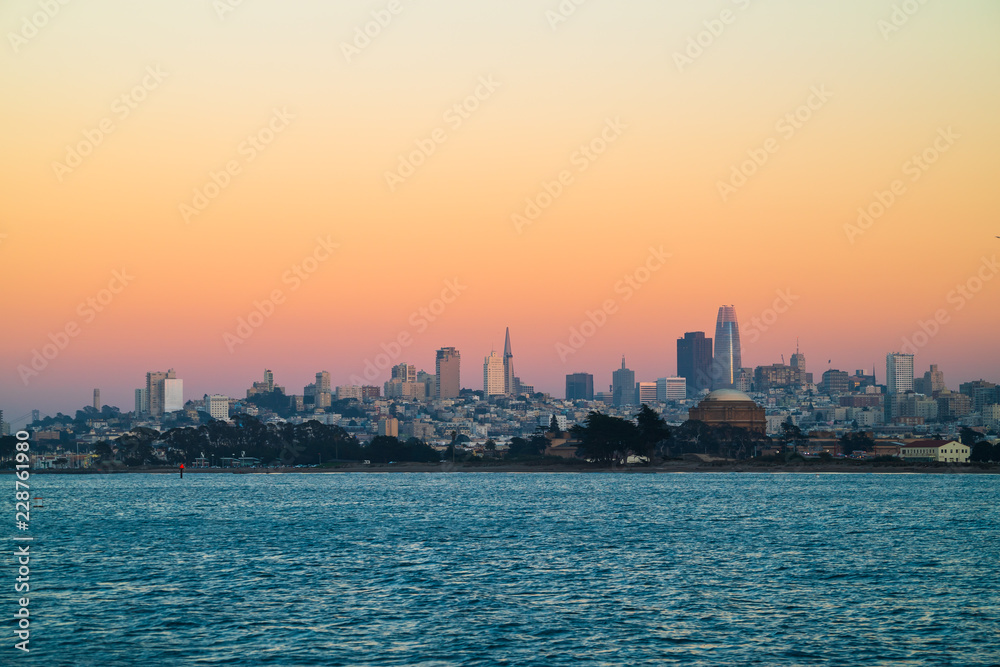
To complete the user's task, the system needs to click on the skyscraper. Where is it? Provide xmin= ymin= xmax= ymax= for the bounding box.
xmin=135 ymin=388 xmax=147 ymax=414
xmin=391 ymin=363 xmax=416 ymax=383
xmin=316 ymin=371 xmax=331 ymax=394
xmin=146 ymin=369 xmax=177 ymax=416
xmin=436 ymin=347 xmax=461 ymax=399
xmin=790 ymin=340 xmax=809 ymax=384
xmin=886 ymin=353 xmax=914 ymax=395
xmin=566 ymin=373 xmax=594 ymax=400
xmin=713 ymin=306 xmax=742 ymax=389
xmin=503 ymin=327 xmax=516 ymax=396
xmin=163 ymin=377 xmax=184 ymax=413
xmin=677 ymin=331 xmax=713 ymax=393
xmin=264 ymin=369 xmax=274 ymax=392
xmin=484 ymin=350 xmax=505 ymax=396
xmin=612 ymin=356 xmax=635 ymax=406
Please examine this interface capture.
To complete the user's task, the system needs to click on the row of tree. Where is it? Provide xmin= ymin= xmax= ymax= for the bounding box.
xmin=568 ymin=406 xmax=771 ymax=464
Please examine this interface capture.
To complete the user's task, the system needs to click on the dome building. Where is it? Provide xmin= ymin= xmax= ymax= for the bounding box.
xmin=686 ymin=388 xmax=766 ymax=433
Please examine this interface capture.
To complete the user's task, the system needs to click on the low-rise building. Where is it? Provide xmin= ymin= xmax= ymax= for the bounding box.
xmin=900 ymin=440 xmax=969 ymax=463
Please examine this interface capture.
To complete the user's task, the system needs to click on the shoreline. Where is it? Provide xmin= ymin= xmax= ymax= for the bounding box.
xmin=20 ymin=461 xmax=1000 ymax=475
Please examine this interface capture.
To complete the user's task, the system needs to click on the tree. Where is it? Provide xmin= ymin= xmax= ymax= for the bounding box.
xmin=571 ymin=411 xmax=640 ymax=465
xmin=970 ymin=441 xmax=997 ymax=463
xmin=960 ymin=427 xmax=981 ymax=447
xmin=549 ymin=415 xmax=560 ymax=434
xmin=780 ymin=419 xmax=803 ymax=450
xmin=840 ymin=432 xmax=875 ymax=456
xmin=94 ymin=441 xmax=114 ymax=462
xmin=635 ymin=404 xmax=670 ymax=460
xmin=507 ymin=436 xmax=544 ymax=459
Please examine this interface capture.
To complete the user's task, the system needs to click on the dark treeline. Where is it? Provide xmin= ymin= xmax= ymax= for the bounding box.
xmin=570 ymin=405 xmax=771 ymax=465
xmin=87 ymin=415 xmax=440 ymax=467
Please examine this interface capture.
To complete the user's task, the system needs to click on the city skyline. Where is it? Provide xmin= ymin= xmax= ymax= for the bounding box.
xmin=3 ymin=1 xmax=999 ymax=424
xmin=4 ymin=314 xmax=998 ymax=426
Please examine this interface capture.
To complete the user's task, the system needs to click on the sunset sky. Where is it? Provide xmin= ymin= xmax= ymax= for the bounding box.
xmin=2 ymin=0 xmax=999 ymax=424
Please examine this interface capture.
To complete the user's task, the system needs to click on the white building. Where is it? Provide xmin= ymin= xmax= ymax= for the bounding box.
xmin=163 ymin=378 xmax=184 ymax=413
xmin=206 ymin=394 xmax=230 ymax=420
xmin=656 ymin=377 xmax=686 ymax=402
xmin=635 ymin=381 xmax=657 ymax=404
xmin=484 ymin=350 xmax=505 ymax=396
xmin=900 ymin=440 xmax=969 ymax=463
xmin=886 ymin=353 xmax=914 ymax=395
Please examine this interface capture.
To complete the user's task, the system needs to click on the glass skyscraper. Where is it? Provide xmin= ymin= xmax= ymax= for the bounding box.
xmin=713 ymin=305 xmax=742 ymax=389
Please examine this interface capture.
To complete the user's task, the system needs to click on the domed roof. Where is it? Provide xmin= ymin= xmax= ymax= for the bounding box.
xmin=702 ymin=388 xmax=753 ymax=402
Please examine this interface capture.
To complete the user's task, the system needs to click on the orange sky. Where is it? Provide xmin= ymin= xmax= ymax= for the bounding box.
xmin=2 ymin=0 xmax=999 ymax=423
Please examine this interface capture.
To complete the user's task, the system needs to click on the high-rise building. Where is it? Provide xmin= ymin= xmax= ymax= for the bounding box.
xmin=821 ymin=369 xmax=850 ymax=395
xmin=264 ymin=369 xmax=274 ymax=392
xmin=713 ymin=306 xmax=742 ymax=389
xmin=959 ymin=380 xmax=998 ymax=413
xmin=789 ymin=341 xmax=810 ymax=385
xmin=93 ymin=388 xmax=100 ymax=411
xmin=146 ymin=369 xmax=177 ymax=416
xmin=886 ymin=353 xmax=914 ymax=395
xmin=484 ymin=350 xmax=505 ymax=396
xmin=417 ymin=370 xmax=436 ymax=398
xmin=612 ymin=356 xmax=635 ymax=406
xmin=163 ymin=378 xmax=184 ymax=413
xmin=134 ymin=388 xmax=147 ymax=414
xmin=391 ymin=363 xmax=416 ymax=383
xmin=436 ymin=347 xmax=461 ymax=399
xmin=657 ymin=377 xmax=687 ymax=402
xmin=566 ymin=373 xmax=595 ymax=401
xmin=635 ymin=381 xmax=657 ymax=405
xmin=677 ymin=332 xmax=713 ymax=393
xmin=206 ymin=394 xmax=230 ymax=420
xmin=503 ymin=327 xmax=516 ymax=395
xmin=920 ymin=364 xmax=946 ymax=395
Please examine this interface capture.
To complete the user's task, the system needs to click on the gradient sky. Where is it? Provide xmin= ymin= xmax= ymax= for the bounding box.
xmin=2 ymin=0 xmax=999 ymax=425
